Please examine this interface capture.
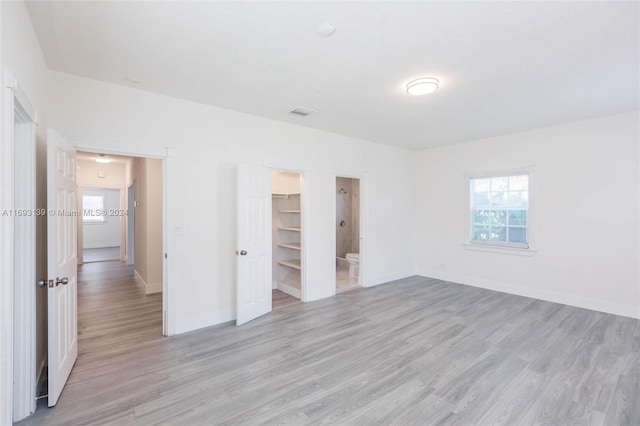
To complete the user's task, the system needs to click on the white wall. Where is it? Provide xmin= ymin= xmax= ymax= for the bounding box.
xmin=413 ymin=111 xmax=640 ymax=319
xmin=76 ymin=158 xmax=126 ymax=188
xmin=1 ymin=1 xmax=49 ymax=421
xmin=133 ymin=157 xmax=163 ymax=292
xmin=82 ymin=188 xmax=121 ymax=249
xmin=47 ymin=71 xmax=416 ymax=333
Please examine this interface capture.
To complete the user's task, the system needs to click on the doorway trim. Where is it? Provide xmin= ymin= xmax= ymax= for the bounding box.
xmin=126 ymin=184 xmax=135 ymax=265
xmin=262 ymin=159 xmax=309 ymax=302
xmin=69 ymin=137 xmax=177 ymax=337
xmin=332 ymin=171 xmax=369 ymax=294
xmin=1 ymin=69 xmax=39 ymax=423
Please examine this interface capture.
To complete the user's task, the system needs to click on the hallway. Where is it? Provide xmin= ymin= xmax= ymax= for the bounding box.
xmin=22 ymin=261 xmax=163 ymax=424
xmin=75 ymin=261 xmax=163 ymax=357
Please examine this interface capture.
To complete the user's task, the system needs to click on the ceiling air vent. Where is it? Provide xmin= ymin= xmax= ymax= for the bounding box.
xmin=289 ymin=107 xmax=316 ymax=117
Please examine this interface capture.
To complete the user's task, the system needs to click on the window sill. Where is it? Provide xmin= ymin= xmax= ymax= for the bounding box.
xmin=463 ymin=242 xmax=537 ymax=256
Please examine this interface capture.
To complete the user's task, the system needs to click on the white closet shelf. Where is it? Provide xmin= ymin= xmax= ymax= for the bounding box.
xmin=278 ymin=242 xmax=301 ymax=250
xmin=279 ymin=210 xmax=301 ymax=213
xmin=278 ymin=259 xmax=301 ymax=270
xmin=272 ymin=193 xmax=301 ymax=199
xmin=278 ymin=227 xmax=301 ymax=232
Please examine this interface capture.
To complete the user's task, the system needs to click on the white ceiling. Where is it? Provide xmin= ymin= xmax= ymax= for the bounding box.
xmin=26 ymin=1 xmax=639 ymax=150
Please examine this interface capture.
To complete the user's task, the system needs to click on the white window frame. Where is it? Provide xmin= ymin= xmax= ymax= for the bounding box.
xmin=464 ymin=166 xmax=537 ymax=256
xmin=82 ymin=194 xmax=106 ymax=223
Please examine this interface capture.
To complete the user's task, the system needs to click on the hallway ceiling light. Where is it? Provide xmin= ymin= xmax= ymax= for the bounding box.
xmin=95 ymin=157 xmax=111 ymax=164
xmin=406 ymin=77 xmax=439 ymax=96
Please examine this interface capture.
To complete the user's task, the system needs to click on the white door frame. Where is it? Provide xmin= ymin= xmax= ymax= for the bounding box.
xmin=332 ymin=171 xmax=369 ymax=293
xmin=126 ymin=184 xmax=135 ymax=265
xmin=1 ymin=69 xmax=39 ymax=423
xmin=69 ymin=137 xmax=177 ymax=337
xmin=262 ymin=159 xmax=309 ymax=302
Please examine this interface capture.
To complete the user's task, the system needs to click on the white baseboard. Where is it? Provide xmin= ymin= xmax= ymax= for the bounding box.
xmin=175 ymin=311 xmax=234 ymax=334
xmin=366 ymin=271 xmax=415 ymax=288
xmin=277 ymin=282 xmax=301 ymax=299
xmin=134 ymin=269 xmax=162 ymax=294
xmin=83 ymin=242 xmax=120 ymax=249
xmin=417 ymin=269 xmax=640 ymax=320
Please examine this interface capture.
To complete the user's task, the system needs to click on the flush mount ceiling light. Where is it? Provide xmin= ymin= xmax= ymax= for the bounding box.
xmin=406 ymin=77 xmax=439 ymax=96
xmin=95 ymin=154 xmax=111 ymax=164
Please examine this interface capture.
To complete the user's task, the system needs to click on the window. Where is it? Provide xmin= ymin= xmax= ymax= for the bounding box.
xmin=469 ymin=173 xmax=529 ymax=248
xmin=83 ymin=195 xmax=105 ymax=222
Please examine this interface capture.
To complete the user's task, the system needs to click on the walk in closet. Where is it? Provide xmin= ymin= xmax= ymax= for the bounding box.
xmin=272 ymin=171 xmax=303 ymax=299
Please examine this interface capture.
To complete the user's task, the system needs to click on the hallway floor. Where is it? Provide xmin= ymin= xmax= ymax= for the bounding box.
xmin=82 ymin=246 xmax=121 ymax=262
xmin=21 ymin=261 xmax=163 ymax=424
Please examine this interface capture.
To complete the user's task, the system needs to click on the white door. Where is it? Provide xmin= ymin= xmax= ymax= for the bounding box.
xmin=46 ymin=130 xmax=78 ymax=406
xmin=236 ymin=164 xmax=272 ymax=325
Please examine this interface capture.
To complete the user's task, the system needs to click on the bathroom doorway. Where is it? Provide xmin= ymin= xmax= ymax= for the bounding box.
xmin=336 ymin=177 xmax=361 ymax=293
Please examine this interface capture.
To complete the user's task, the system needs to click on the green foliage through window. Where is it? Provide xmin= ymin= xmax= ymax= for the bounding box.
xmin=470 ymin=174 xmax=529 ymax=246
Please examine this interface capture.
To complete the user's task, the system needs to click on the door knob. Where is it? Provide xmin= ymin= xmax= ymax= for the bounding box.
xmin=37 ymin=279 xmax=47 ymax=288
xmin=56 ymin=277 xmax=69 ymax=286
xmin=236 ymin=250 xmax=247 ymax=256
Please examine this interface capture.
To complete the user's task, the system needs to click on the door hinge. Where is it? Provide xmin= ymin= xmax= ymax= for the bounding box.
xmin=164 ymin=253 xmax=167 ymax=259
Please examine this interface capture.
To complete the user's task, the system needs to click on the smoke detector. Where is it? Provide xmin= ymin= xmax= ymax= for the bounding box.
xmin=316 ymin=23 xmax=336 ymax=37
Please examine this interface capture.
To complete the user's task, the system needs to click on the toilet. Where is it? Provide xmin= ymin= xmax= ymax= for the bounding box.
xmin=345 ymin=253 xmax=360 ymax=278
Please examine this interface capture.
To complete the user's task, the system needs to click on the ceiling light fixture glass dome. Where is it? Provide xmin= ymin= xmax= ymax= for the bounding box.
xmin=406 ymin=77 xmax=439 ymax=95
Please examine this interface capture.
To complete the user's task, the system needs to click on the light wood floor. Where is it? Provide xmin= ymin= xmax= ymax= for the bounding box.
xmin=19 ymin=264 xmax=639 ymax=425
xmin=272 ymin=289 xmax=301 ymax=310
xmin=82 ymin=246 xmax=121 ymax=262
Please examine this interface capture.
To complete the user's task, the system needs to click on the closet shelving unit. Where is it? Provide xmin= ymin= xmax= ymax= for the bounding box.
xmin=273 ymin=193 xmax=302 ymax=298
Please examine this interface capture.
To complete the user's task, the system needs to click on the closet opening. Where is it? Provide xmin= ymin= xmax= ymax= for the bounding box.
xmin=271 ymin=170 xmax=304 ymax=309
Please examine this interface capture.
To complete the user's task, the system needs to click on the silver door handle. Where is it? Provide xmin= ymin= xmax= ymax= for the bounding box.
xmin=37 ymin=279 xmax=47 ymax=288
xmin=56 ymin=277 xmax=69 ymax=286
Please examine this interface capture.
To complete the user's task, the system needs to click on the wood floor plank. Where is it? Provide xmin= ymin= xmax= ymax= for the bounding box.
xmin=604 ymin=349 xmax=640 ymax=426
xmin=475 ymin=367 xmax=549 ymax=425
xmin=16 ymin=263 xmax=640 ymax=426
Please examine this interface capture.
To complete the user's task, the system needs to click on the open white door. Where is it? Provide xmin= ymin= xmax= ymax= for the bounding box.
xmin=236 ymin=164 xmax=272 ymax=325
xmin=46 ymin=130 xmax=78 ymax=406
